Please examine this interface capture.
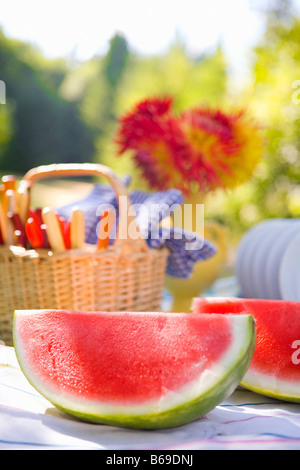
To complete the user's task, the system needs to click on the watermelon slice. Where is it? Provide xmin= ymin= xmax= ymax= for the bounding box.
xmin=13 ymin=309 xmax=255 ymax=429
xmin=192 ymin=297 xmax=300 ymax=402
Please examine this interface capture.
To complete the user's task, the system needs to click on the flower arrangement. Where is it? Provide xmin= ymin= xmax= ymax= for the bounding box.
xmin=114 ymin=96 xmax=264 ymax=196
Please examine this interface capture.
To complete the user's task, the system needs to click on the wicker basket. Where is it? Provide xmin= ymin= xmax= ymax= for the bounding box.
xmin=0 ymin=163 xmax=169 ymax=345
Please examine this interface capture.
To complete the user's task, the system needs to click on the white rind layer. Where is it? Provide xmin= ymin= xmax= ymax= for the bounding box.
xmin=241 ymin=368 xmax=300 ymax=401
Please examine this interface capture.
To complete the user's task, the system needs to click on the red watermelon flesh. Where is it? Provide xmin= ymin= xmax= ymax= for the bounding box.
xmin=13 ymin=309 xmax=255 ymax=428
xmin=192 ymin=297 xmax=300 ymax=401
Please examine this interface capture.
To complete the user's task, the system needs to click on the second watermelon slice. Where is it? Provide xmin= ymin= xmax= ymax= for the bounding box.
xmin=192 ymin=297 xmax=300 ymax=402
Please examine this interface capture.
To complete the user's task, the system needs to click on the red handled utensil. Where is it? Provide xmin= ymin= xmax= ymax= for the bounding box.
xmin=7 ymin=211 xmax=27 ymax=247
xmin=63 ymin=218 xmax=71 ymax=249
xmin=27 ymin=208 xmax=51 ymax=249
xmin=25 ymin=217 xmax=44 ymax=249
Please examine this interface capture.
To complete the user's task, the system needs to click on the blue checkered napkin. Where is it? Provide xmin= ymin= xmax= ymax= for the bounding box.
xmin=147 ymin=227 xmax=216 ymax=278
xmin=57 ymin=182 xmax=216 ymax=279
xmin=124 ymin=187 xmax=182 ymax=234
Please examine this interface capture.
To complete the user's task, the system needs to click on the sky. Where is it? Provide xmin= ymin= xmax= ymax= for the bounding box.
xmin=0 ymin=0 xmax=299 ymax=74
xmin=0 ymin=1 xmax=264 ymax=58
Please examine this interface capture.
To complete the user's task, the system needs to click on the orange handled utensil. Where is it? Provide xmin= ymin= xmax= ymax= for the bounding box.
xmin=97 ymin=210 xmax=115 ymax=250
xmin=2 ymin=175 xmax=16 ymax=191
xmin=18 ymin=180 xmax=30 ymax=225
xmin=5 ymin=189 xmax=17 ymax=245
xmin=0 ymin=176 xmax=16 ymax=241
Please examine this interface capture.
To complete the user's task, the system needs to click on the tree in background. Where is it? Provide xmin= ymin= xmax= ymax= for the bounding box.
xmin=0 ymin=103 xmax=13 ymax=163
xmin=210 ymin=0 xmax=300 ymax=238
xmin=103 ymin=33 xmax=129 ymax=110
xmin=60 ymin=33 xmax=130 ymax=174
xmin=0 ymin=29 xmax=95 ymax=173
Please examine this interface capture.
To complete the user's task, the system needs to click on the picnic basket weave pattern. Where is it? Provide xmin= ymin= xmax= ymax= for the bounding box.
xmin=0 ymin=163 xmax=169 ymax=345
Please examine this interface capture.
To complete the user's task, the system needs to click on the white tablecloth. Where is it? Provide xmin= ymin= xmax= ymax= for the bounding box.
xmin=1 ymin=345 xmax=300 ymax=450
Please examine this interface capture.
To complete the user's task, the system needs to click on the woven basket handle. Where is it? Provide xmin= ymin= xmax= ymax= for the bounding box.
xmin=19 ymin=163 xmax=148 ymax=251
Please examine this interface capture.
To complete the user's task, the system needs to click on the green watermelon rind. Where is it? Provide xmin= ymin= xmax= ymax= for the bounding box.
xmin=13 ymin=312 xmax=256 ymax=429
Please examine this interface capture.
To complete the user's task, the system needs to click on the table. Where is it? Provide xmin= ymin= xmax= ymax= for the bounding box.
xmin=1 ymin=345 xmax=300 ymax=450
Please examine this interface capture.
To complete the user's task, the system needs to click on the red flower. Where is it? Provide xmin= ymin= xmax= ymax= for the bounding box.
xmin=115 ymin=97 xmax=263 ymax=195
xmin=115 ymin=97 xmax=187 ymax=191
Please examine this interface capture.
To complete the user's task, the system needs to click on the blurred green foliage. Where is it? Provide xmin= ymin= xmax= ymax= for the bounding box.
xmin=0 ymin=29 xmax=94 ymax=173
xmin=0 ymin=4 xmax=300 ymax=239
xmin=217 ymin=11 xmax=300 ymax=238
